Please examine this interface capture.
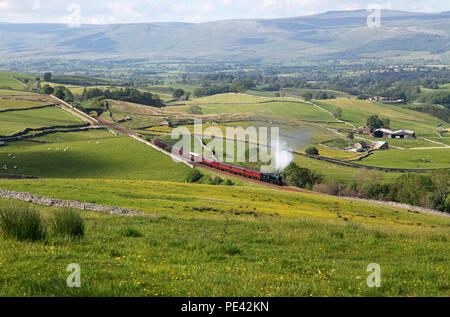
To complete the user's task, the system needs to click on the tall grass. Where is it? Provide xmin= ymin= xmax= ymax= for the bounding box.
xmin=52 ymin=209 xmax=85 ymax=238
xmin=0 ymin=205 xmax=46 ymax=241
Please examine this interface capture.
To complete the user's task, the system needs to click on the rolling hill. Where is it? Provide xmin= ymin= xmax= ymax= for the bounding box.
xmin=0 ymin=10 xmax=448 ymax=63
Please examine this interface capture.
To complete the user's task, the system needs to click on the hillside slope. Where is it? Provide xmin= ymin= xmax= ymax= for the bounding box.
xmin=0 ymin=10 xmax=448 ymax=62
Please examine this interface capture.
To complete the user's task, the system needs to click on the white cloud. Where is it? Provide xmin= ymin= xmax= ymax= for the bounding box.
xmin=0 ymin=0 xmax=447 ymax=24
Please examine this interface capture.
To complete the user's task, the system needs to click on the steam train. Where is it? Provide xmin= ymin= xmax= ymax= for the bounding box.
xmin=153 ymin=138 xmax=283 ymax=185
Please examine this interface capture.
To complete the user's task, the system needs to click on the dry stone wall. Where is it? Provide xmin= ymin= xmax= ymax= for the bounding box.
xmin=0 ymin=189 xmax=145 ymax=216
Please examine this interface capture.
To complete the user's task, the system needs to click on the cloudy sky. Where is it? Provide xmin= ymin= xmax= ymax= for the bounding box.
xmin=0 ymin=0 xmax=448 ymax=24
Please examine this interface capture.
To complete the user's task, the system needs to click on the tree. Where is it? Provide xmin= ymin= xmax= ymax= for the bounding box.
xmin=186 ymin=169 xmax=203 ymax=183
xmin=333 ymin=107 xmax=343 ymax=119
xmin=317 ymin=91 xmax=328 ymax=99
xmin=347 ymin=132 xmax=355 ymax=141
xmin=302 ymin=91 xmax=313 ymax=101
xmin=43 ymin=72 xmax=52 ymax=82
xmin=53 ymin=86 xmax=66 ymax=100
xmin=366 ymin=115 xmax=388 ymax=130
xmin=281 ymin=162 xmax=322 ymax=189
xmin=305 ymin=146 xmax=319 ymax=156
xmin=430 ymin=169 xmax=450 ymax=212
xmin=187 ymin=105 xmax=203 ymax=115
xmin=172 ymin=88 xmax=185 ymax=99
xmin=230 ymin=80 xmax=247 ymax=93
xmin=41 ymin=84 xmax=54 ymax=95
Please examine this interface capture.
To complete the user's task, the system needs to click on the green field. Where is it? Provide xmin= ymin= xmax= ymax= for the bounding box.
xmin=0 ymin=107 xmax=84 ymax=136
xmin=0 ymin=179 xmax=448 ymax=296
xmin=0 ymin=72 xmax=29 ymax=90
xmin=0 ymin=136 xmax=191 ymax=181
xmin=0 ymin=89 xmax=36 ymax=96
xmin=357 ymin=148 xmax=450 ymax=169
xmin=0 ymin=99 xmax=48 ymax=110
xmin=167 ymin=98 xmax=335 ymax=122
xmin=0 ymin=72 xmax=449 ymax=298
xmin=315 ymin=99 xmax=447 ymax=137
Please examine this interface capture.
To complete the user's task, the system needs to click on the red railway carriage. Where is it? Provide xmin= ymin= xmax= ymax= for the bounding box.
xmin=153 ymin=138 xmax=282 ymax=185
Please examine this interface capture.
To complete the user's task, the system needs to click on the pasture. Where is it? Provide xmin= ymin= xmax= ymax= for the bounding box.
xmin=0 ymin=136 xmax=191 ymax=181
xmin=357 ymin=148 xmax=450 ymax=169
xmin=167 ymin=99 xmax=335 ymax=122
xmin=0 ymin=107 xmax=84 ymax=136
xmin=0 ymin=89 xmax=36 ymax=96
xmin=0 ymin=72 xmax=29 ymax=90
xmin=0 ymin=180 xmax=448 ymax=296
xmin=315 ymin=99 xmax=447 ymax=137
xmin=0 ymin=99 xmax=49 ymax=111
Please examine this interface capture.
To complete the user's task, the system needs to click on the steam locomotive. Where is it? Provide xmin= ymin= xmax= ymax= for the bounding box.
xmin=153 ymin=138 xmax=283 ymax=185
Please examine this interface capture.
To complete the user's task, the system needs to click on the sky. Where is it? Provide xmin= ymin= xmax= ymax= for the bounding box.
xmin=0 ymin=0 xmax=448 ymax=24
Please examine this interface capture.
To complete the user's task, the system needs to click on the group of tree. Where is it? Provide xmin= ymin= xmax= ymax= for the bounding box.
xmin=192 ymin=79 xmax=255 ymax=98
xmin=186 ymin=169 xmax=234 ymax=186
xmin=41 ymin=84 xmax=74 ymax=102
xmin=81 ymin=87 xmax=163 ymax=107
xmin=172 ymin=88 xmax=190 ymax=100
xmin=366 ymin=115 xmax=390 ymax=130
xmin=305 ymin=146 xmax=319 ymax=156
xmin=281 ymin=162 xmax=322 ymax=189
xmin=313 ymin=169 xmax=450 ymax=213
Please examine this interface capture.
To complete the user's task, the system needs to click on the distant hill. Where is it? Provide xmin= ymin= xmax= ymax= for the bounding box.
xmin=0 ymin=10 xmax=448 ymax=62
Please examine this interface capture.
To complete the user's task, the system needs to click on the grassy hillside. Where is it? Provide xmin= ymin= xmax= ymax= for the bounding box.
xmin=0 ymin=135 xmax=190 ymax=181
xmin=0 ymin=10 xmax=448 ymax=62
xmin=0 ymin=72 xmax=29 ymax=90
xmin=0 ymin=89 xmax=36 ymax=96
xmin=357 ymin=149 xmax=450 ymax=169
xmin=0 ymin=99 xmax=49 ymax=110
xmin=315 ymin=99 xmax=448 ymax=136
xmin=0 ymin=180 xmax=448 ymax=296
xmin=167 ymin=94 xmax=335 ymax=122
xmin=0 ymin=107 xmax=84 ymax=136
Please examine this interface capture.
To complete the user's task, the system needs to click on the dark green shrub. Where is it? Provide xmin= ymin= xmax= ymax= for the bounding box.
xmin=52 ymin=209 xmax=85 ymax=238
xmin=186 ymin=169 xmax=203 ymax=183
xmin=305 ymin=146 xmax=319 ymax=156
xmin=210 ymin=177 xmax=224 ymax=185
xmin=0 ymin=206 xmax=46 ymax=241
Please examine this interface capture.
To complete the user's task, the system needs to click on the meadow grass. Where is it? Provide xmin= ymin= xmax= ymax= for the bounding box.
xmin=167 ymin=100 xmax=335 ymax=122
xmin=0 ymin=107 xmax=84 ymax=136
xmin=292 ymin=153 xmax=401 ymax=183
xmin=51 ymin=209 xmax=85 ymax=239
xmin=356 ymin=148 xmax=450 ymax=169
xmin=0 ymin=205 xmax=46 ymax=241
xmin=0 ymin=72 xmax=29 ymax=90
xmin=315 ymin=99 xmax=448 ymax=137
xmin=0 ymin=89 xmax=37 ymax=96
xmin=0 ymin=197 xmax=448 ymax=297
xmin=0 ymin=136 xmax=191 ymax=181
xmin=0 ymin=99 xmax=49 ymax=110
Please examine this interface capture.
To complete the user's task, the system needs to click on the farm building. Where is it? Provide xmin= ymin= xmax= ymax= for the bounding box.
xmin=161 ymin=119 xmax=173 ymax=127
xmin=369 ymin=96 xmax=404 ymax=104
xmin=354 ymin=141 xmax=370 ymax=150
xmin=357 ymin=126 xmax=372 ymax=135
xmin=374 ymin=128 xmax=415 ymax=139
xmin=371 ymin=141 xmax=389 ymax=150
